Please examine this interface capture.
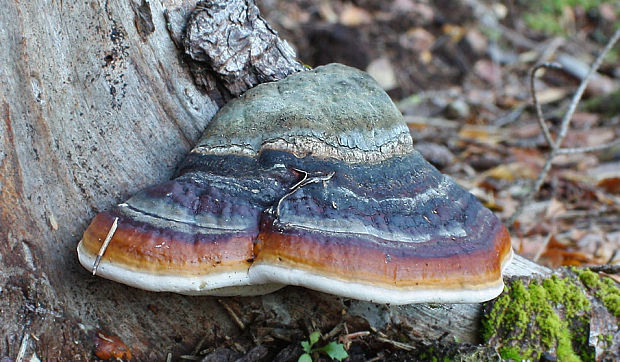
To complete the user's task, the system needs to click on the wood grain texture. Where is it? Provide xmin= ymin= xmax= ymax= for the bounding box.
xmin=0 ymin=0 xmax=547 ymax=359
xmin=0 ymin=0 xmax=227 ymax=358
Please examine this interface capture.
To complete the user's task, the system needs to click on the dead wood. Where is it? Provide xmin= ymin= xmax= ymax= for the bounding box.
xmin=0 ymin=0 xmax=556 ymax=360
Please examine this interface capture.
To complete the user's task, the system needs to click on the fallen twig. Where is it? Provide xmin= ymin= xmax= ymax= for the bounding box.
xmin=530 ymin=62 xmax=563 ymax=148
xmin=179 ymin=355 xmax=201 ymax=360
xmin=339 ymin=331 xmax=370 ymax=349
xmin=375 ymin=336 xmax=415 ymax=351
xmin=15 ymin=334 xmax=28 ymax=362
xmin=191 ymin=334 xmax=210 ymax=356
xmin=508 ymin=27 xmax=620 ymax=226
xmin=324 ymin=322 xmax=344 ymax=341
xmin=92 ymin=217 xmax=119 ymax=275
xmin=556 ymin=139 xmax=620 ymax=154
xmin=588 ymin=264 xmax=620 ymax=275
xmin=218 ymin=299 xmax=245 ymax=330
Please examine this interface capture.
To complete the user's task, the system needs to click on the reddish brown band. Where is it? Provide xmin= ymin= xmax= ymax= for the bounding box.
xmin=81 ymin=211 xmax=255 ymax=276
xmin=254 ymin=222 xmax=511 ymax=290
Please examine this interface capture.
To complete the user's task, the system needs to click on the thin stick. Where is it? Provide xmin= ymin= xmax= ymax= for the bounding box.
xmin=375 ymin=336 xmax=415 ymax=351
xmin=191 ymin=334 xmax=210 ymax=356
xmin=218 ymin=299 xmax=245 ymax=330
xmin=557 ymin=139 xmax=620 ymax=154
xmin=15 ymin=334 xmax=28 ymax=362
xmin=343 ymin=331 xmax=370 ymax=339
xmin=179 ymin=355 xmax=201 ymax=360
xmin=289 ymin=168 xmax=309 ymax=190
xmin=92 ymin=217 xmax=119 ymax=275
xmin=557 ymin=28 xmax=620 ymax=145
xmin=509 ymin=27 xmax=620 ymax=225
xmin=275 ymin=170 xmax=335 ymax=218
xmin=324 ymin=322 xmax=344 ymax=340
xmin=530 ymin=62 xmax=562 ymax=148
xmin=340 ymin=331 xmax=370 ymax=349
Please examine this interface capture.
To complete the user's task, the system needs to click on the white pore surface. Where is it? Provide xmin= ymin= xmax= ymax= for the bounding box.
xmin=249 ymin=249 xmax=515 ymax=304
xmin=76 ymin=241 xmax=283 ymax=296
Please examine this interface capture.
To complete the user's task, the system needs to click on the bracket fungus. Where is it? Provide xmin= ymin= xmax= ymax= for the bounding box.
xmin=77 ymin=64 xmax=513 ymax=303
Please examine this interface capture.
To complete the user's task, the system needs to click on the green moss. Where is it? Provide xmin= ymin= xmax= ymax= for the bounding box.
xmin=499 ymin=346 xmax=525 ymax=360
xmin=524 ymin=13 xmax=565 ymax=35
xmin=522 ymin=0 xmax=620 ymax=36
xmin=578 ymin=269 xmax=600 ymax=288
xmin=506 ymin=281 xmax=531 ymax=340
xmin=599 ymin=333 xmax=613 ymax=348
xmin=577 ymin=269 xmax=620 ymax=319
xmin=481 ymin=292 xmax=511 ymax=341
xmin=530 ymin=282 xmax=581 ymax=361
xmin=482 ymin=273 xmax=594 ymax=361
xmin=542 ymin=275 xmax=591 ymax=317
xmin=583 ymin=89 xmax=620 ymax=117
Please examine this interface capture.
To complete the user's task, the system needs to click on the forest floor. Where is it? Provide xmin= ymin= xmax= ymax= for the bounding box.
xmin=261 ymin=0 xmax=620 ymax=273
xmin=96 ymin=1 xmax=620 ymax=361
xmin=1 ymin=1 xmax=618 ymax=362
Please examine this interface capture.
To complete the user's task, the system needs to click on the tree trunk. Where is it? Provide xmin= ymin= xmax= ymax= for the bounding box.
xmin=0 ymin=0 xmax=549 ymax=360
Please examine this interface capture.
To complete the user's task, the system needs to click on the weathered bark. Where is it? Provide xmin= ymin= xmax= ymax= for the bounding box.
xmin=184 ymin=0 xmax=305 ymax=97
xmin=0 ymin=0 xmax=549 ymax=360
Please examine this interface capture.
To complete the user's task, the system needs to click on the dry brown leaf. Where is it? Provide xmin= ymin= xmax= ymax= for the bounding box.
xmin=517 ymin=234 xmax=548 ymax=259
xmin=402 ymin=27 xmax=435 ymax=52
xmin=391 ymin=0 xmax=434 ymax=21
xmin=339 ymin=3 xmax=372 ymax=26
xmin=510 ymin=147 xmax=545 ymax=164
xmin=569 ymin=112 xmax=600 ymax=128
xmin=496 ymin=191 xmax=519 ymax=219
xmin=469 ymin=187 xmax=503 ymax=211
xmin=508 ymin=122 xmax=545 ymax=138
xmin=590 ymin=162 xmax=620 ymax=194
xmin=485 ymin=163 xmax=539 ymax=181
xmin=458 ymin=125 xmax=503 ymax=144
xmin=598 ymin=177 xmax=620 ymax=194
xmin=485 ymin=165 xmax=516 ymax=181
xmin=535 ymin=87 xmax=568 ymax=104
xmin=599 ymin=3 xmax=618 ymax=21
xmin=563 ymin=128 xmax=616 ymax=149
xmin=366 ymin=57 xmax=397 ymax=91
xmin=318 ymin=1 xmax=338 ymax=23
xmin=464 ymin=28 xmax=487 ymax=54
xmin=576 ymin=231 xmax=620 ymax=265
xmin=474 ymin=59 xmax=501 ymax=84
xmin=545 ymin=198 xmax=566 ymax=218
xmin=541 ymin=237 xmax=594 ymax=268
xmin=441 ymin=24 xmax=465 ymax=42
xmin=600 ymin=273 xmax=620 ymax=284
xmin=420 ymin=50 xmax=432 ymax=64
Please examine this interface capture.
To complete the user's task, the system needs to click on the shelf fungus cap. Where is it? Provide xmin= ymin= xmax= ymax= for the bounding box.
xmin=78 ymin=63 xmax=512 ymax=302
xmin=77 ymin=176 xmax=285 ymax=296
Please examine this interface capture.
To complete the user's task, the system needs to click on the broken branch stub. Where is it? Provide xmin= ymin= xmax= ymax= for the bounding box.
xmin=77 ymin=64 xmax=513 ymax=304
xmin=184 ymin=0 xmax=305 ymax=97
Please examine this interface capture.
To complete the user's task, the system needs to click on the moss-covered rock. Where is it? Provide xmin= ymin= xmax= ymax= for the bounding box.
xmin=576 ymin=269 xmax=620 ymax=321
xmin=480 ymin=268 xmax=620 ymax=361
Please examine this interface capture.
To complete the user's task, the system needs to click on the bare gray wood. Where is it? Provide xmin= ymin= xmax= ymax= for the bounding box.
xmin=0 ymin=0 xmax=546 ymax=359
xmin=184 ymin=0 xmax=305 ymax=97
